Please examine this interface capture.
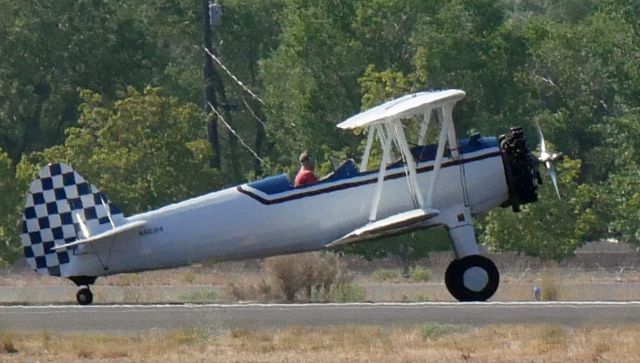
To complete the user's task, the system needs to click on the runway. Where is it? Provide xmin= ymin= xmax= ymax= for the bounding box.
xmin=2 ymin=302 xmax=640 ymax=333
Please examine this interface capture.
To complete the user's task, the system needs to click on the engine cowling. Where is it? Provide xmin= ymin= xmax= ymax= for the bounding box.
xmin=499 ymin=127 xmax=542 ymax=212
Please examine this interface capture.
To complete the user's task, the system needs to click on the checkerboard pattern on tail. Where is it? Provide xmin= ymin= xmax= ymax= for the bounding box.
xmin=21 ymin=163 xmax=125 ymax=276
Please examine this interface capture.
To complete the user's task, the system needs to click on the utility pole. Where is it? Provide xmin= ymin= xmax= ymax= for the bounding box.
xmin=202 ymin=0 xmax=220 ymax=169
xmin=202 ymin=0 xmax=241 ymax=181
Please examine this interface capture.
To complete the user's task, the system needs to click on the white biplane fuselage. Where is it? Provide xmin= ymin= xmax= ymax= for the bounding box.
xmin=21 ymin=90 xmax=543 ymax=304
xmin=75 ymin=137 xmax=506 ymax=276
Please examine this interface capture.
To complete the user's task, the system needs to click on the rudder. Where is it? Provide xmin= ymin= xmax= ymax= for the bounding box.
xmin=21 ymin=163 xmax=124 ymax=276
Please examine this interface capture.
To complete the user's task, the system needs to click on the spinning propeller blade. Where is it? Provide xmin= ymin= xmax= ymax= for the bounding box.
xmin=548 ymin=165 xmax=561 ymax=199
xmin=534 ymin=120 xmax=563 ymax=199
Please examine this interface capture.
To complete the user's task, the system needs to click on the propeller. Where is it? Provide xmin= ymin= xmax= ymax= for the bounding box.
xmin=534 ymin=120 xmax=564 ymax=199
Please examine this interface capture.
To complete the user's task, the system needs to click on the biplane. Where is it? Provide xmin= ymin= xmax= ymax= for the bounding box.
xmin=20 ymin=89 xmax=559 ymax=304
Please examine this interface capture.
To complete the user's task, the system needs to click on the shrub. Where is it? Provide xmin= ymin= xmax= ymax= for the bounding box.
xmin=226 ymin=252 xmax=356 ymax=303
xmin=409 ymin=266 xmax=431 ymax=282
xmin=264 ymin=255 xmax=304 ymax=302
xmin=371 ymin=268 xmax=400 ymax=282
xmin=223 ymin=277 xmax=275 ymax=302
xmin=541 ymin=263 xmax=561 ymax=301
xmin=329 ymin=284 xmax=365 ymax=303
xmin=0 ymin=334 xmax=17 ymax=354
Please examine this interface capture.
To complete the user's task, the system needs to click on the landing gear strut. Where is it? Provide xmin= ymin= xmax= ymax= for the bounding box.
xmin=76 ymin=287 xmax=93 ymax=305
xmin=445 ymin=255 xmax=499 ymax=301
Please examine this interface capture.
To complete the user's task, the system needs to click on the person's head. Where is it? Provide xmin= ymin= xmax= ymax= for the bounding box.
xmin=299 ymin=151 xmax=315 ymax=170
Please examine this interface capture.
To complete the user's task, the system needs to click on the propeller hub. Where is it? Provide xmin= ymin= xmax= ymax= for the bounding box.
xmin=534 ymin=120 xmax=562 ymax=199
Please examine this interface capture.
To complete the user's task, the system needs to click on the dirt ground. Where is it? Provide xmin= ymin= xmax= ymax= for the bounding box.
xmin=1 ymin=324 xmax=639 ymax=362
xmin=2 ymin=248 xmax=640 ymax=304
xmin=2 ymin=266 xmax=640 ymax=304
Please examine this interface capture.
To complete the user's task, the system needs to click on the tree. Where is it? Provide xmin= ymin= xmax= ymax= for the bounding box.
xmin=504 ymin=0 xmax=596 ymax=23
xmin=480 ymin=157 xmax=594 ymax=260
xmin=0 ymin=0 xmax=164 ymax=160
xmin=519 ymin=12 xmax=638 ymax=178
xmin=16 ymin=87 xmax=220 ymax=214
xmin=410 ymin=0 xmax=532 ymax=136
xmin=0 ymin=150 xmax=20 ymax=266
xmin=260 ymin=0 xmax=366 ymax=167
xmin=216 ymin=0 xmax=284 ymax=178
xmin=595 ymin=109 xmax=640 ymax=247
xmin=3 ymin=0 xmax=640 ymax=266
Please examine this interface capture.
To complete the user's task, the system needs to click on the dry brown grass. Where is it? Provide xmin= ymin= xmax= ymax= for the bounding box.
xmin=6 ymin=256 xmax=640 ymax=304
xmin=1 ymin=324 xmax=640 ymax=362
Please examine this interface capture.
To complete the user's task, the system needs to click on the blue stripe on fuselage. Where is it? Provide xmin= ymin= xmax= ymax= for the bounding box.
xmin=239 ymin=147 xmax=502 ymax=205
xmin=245 ymin=136 xmax=499 ymax=197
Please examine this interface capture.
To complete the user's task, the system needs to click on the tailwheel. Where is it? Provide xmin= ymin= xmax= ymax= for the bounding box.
xmin=76 ymin=287 xmax=93 ymax=305
xmin=445 ymin=255 xmax=499 ymax=302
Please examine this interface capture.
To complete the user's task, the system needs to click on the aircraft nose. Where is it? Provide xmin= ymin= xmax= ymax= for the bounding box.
xmin=499 ymin=127 xmax=541 ymax=212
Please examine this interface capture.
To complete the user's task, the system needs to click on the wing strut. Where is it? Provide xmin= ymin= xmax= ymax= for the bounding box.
xmin=360 ymin=125 xmax=376 ymax=172
xmin=334 ymin=90 xmax=468 ymax=246
xmin=390 ymin=121 xmax=424 ymax=209
xmin=369 ymin=124 xmax=393 ymax=222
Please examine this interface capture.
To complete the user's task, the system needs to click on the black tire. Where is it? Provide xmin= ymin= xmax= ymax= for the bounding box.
xmin=76 ymin=287 xmax=93 ymax=305
xmin=445 ymin=255 xmax=499 ymax=302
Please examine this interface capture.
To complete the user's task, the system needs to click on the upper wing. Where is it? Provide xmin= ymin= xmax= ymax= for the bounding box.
xmin=337 ymin=90 xmax=465 ymax=130
xmin=52 ymin=220 xmax=146 ymax=251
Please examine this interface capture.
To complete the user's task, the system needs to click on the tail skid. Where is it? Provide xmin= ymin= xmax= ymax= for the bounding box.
xmin=21 ymin=163 xmax=125 ymax=276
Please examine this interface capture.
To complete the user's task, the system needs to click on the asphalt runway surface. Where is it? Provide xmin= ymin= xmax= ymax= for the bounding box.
xmin=2 ymin=302 xmax=640 ymax=334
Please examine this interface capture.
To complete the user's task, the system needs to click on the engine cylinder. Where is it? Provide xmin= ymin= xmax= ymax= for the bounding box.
xmin=499 ymin=127 xmax=541 ymax=212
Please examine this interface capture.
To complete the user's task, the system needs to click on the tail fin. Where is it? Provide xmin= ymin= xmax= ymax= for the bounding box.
xmin=20 ymin=163 xmax=125 ymax=276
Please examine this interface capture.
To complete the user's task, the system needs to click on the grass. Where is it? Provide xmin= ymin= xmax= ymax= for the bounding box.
xmin=7 ymin=258 xmax=640 ymax=303
xmin=329 ymin=283 xmax=366 ymax=302
xmin=371 ymin=266 xmax=430 ymax=283
xmin=1 ymin=324 xmax=640 ymax=362
xmin=178 ymin=289 xmax=217 ymax=303
xmin=420 ymin=322 xmax=464 ymax=338
xmin=409 ymin=266 xmax=431 ymax=282
xmin=371 ymin=268 xmax=401 ymax=282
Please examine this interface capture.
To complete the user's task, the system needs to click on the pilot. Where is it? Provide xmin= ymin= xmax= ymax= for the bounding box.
xmin=294 ymin=151 xmax=318 ymax=187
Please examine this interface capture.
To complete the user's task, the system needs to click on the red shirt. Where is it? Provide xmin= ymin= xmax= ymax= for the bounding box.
xmin=294 ymin=168 xmax=318 ymax=187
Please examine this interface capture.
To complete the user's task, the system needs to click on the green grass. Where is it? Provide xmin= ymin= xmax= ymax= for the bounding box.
xmin=420 ymin=322 xmax=465 ymax=338
xmin=330 ymin=284 xmax=366 ymax=302
xmin=371 ymin=268 xmax=400 ymax=282
xmin=179 ymin=289 xmax=217 ymax=303
xmin=409 ymin=266 xmax=431 ymax=282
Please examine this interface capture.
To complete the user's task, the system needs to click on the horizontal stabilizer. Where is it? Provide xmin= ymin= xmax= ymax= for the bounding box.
xmin=53 ymin=220 xmax=146 ymax=251
xmin=327 ymin=208 xmax=438 ymax=248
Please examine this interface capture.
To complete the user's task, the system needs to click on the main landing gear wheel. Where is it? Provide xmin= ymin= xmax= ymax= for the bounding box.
xmin=76 ymin=287 xmax=93 ymax=305
xmin=445 ymin=255 xmax=499 ymax=302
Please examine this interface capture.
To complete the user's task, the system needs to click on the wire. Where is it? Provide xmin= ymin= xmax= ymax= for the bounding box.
xmin=204 ymin=47 xmax=265 ymax=105
xmin=208 ymin=102 xmax=264 ymax=165
xmin=241 ymin=96 xmax=268 ymax=131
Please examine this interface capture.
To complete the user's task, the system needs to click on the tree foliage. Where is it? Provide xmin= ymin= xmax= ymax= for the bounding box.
xmin=1 ymin=0 xmax=640 ymax=265
xmin=16 ymin=87 xmax=220 ymax=214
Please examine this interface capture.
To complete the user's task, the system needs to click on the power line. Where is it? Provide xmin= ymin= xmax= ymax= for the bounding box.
xmin=241 ymin=96 xmax=267 ymax=131
xmin=208 ymin=102 xmax=264 ymax=165
xmin=204 ymin=47 xmax=265 ymax=105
